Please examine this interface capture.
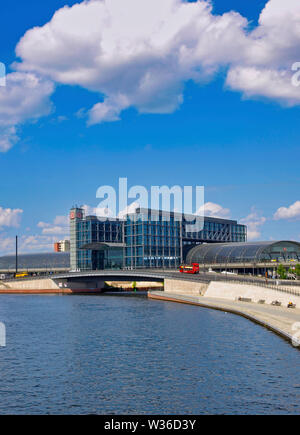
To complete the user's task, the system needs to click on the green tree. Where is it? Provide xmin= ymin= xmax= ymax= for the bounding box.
xmin=277 ymin=264 xmax=287 ymax=279
xmin=295 ymin=264 xmax=300 ymax=277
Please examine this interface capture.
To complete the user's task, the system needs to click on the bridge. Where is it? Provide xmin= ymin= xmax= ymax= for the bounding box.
xmin=0 ymin=260 xmax=296 ymax=278
xmin=1 ymin=267 xmax=299 ymax=296
xmin=0 ymin=269 xmax=210 ymax=294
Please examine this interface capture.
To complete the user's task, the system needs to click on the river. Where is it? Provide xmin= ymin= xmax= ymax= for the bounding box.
xmin=0 ymin=294 xmax=299 ymax=414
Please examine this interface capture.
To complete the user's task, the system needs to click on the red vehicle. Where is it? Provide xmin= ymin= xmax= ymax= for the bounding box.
xmin=179 ymin=263 xmax=200 ymax=274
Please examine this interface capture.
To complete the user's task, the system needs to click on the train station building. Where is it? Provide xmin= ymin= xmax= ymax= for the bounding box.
xmin=69 ymin=206 xmax=247 ymax=271
xmin=186 ymin=241 xmax=300 ymax=276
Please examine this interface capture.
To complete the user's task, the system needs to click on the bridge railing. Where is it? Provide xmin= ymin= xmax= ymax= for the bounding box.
xmin=2 ymin=268 xmax=300 ymax=298
xmin=202 ymin=272 xmax=300 ymax=297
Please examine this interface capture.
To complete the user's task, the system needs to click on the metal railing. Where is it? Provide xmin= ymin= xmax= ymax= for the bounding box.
xmin=2 ymin=267 xmax=300 ymax=298
xmin=199 ymin=272 xmax=300 ymax=297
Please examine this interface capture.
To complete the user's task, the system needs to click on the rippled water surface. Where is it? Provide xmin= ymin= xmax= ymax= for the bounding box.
xmin=0 ymin=295 xmax=299 ymax=415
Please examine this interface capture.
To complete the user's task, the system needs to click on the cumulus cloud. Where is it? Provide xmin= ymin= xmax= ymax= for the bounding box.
xmin=0 ymin=127 xmax=19 ymax=152
xmin=274 ymin=201 xmax=300 ymax=220
xmin=118 ymin=201 xmax=140 ymax=219
xmin=82 ymin=201 xmax=140 ymax=219
xmin=37 ymin=215 xmax=69 ymax=235
xmin=0 ymin=72 xmax=54 ymax=151
xmin=226 ymin=0 xmax=300 ymax=104
xmin=0 ymin=235 xmax=15 ymax=254
xmin=13 ymin=0 xmax=300 ymax=127
xmin=0 ymin=206 xmax=23 ymax=228
xmin=196 ymin=202 xmax=230 ymax=219
xmin=14 ymin=0 xmax=249 ymax=124
xmin=226 ymin=67 xmax=300 ymax=105
xmin=20 ymin=235 xmax=60 ymax=252
xmin=0 ymin=0 xmax=297 ymax=151
xmin=0 ymin=234 xmax=60 ymax=256
xmin=81 ymin=204 xmax=113 ymax=218
xmin=240 ymin=210 xmax=267 ymax=241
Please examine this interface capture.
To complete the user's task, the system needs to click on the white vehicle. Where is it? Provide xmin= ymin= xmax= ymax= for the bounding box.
xmin=221 ymin=271 xmax=237 ymax=275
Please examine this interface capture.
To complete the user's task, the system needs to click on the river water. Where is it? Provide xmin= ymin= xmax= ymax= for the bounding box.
xmin=0 ymin=294 xmax=299 ymax=415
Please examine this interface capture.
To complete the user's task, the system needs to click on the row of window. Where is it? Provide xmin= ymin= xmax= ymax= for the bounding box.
xmin=125 ymin=236 xmax=180 ymax=247
xmin=126 ymin=257 xmax=181 ymax=267
xmin=125 ymin=247 xmax=180 ymax=256
xmin=125 ymin=225 xmax=180 ymax=236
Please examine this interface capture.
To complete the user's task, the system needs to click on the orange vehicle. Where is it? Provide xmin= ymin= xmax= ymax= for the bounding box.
xmin=179 ymin=263 xmax=200 ymax=274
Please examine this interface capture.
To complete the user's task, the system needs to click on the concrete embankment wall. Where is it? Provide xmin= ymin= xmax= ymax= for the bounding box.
xmin=0 ymin=278 xmax=65 ymax=294
xmin=162 ymin=278 xmax=300 ymax=306
xmin=0 ymin=278 xmax=103 ymax=294
xmin=205 ymin=281 xmax=300 ymax=306
xmin=164 ymin=279 xmax=209 ymax=296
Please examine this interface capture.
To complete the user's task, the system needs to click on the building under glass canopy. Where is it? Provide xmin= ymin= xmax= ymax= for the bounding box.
xmin=186 ymin=241 xmax=300 ymax=265
xmin=0 ymin=253 xmax=70 ymax=273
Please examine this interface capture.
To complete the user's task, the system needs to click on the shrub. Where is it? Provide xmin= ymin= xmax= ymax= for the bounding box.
xmin=277 ymin=264 xmax=287 ymax=279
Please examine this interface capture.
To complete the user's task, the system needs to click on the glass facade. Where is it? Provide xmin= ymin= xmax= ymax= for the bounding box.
xmin=186 ymin=241 xmax=300 ymax=265
xmin=124 ymin=209 xmax=182 ymax=268
xmin=70 ymin=207 xmax=247 ymax=271
xmin=182 ymin=216 xmax=247 ymax=244
xmin=124 ymin=208 xmax=247 ymax=269
xmin=70 ymin=208 xmax=123 ymax=271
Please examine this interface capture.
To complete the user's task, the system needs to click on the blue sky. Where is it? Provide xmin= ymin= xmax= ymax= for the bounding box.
xmin=0 ymin=0 xmax=300 ymax=254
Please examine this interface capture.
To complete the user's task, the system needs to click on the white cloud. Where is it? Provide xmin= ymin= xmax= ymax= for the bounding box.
xmin=0 ymin=127 xmax=19 ymax=152
xmin=226 ymin=0 xmax=300 ymax=104
xmin=54 ymin=215 xmax=69 ymax=226
xmin=274 ymin=201 xmax=300 ymax=220
xmin=197 ymin=202 xmax=230 ymax=219
xmin=240 ymin=210 xmax=267 ymax=241
xmin=0 ymin=0 xmax=297 ymax=151
xmin=0 ymin=72 xmax=54 ymax=151
xmin=0 ymin=234 xmax=61 ymax=256
xmin=82 ymin=202 xmax=139 ymax=219
xmin=13 ymin=0 xmax=300 ymax=128
xmin=118 ymin=201 xmax=140 ymax=219
xmin=19 ymin=235 xmax=57 ymax=252
xmin=82 ymin=204 xmax=112 ymax=218
xmin=37 ymin=215 xmax=69 ymax=235
xmin=0 ymin=206 xmax=23 ymax=228
xmin=40 ymin=226 xmax=68 ymax=235
xmin=14 ymin=0 xmax=249 ymax=124
xmin=0 ymin=236 xmax=15 ymax=254
xmin=226 ymin=66 xmax=300 ymax=106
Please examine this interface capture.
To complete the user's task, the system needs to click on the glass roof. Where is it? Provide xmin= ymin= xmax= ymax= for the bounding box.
xmin=186 ymin=241 xmax=300 ymax=264
xmin=0 ymin=253 xmax=70 ymax=269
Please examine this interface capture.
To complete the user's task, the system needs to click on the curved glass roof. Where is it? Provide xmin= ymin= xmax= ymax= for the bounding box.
xmin=0 ymin=253 xmax=70 ymax=269
xmin=186 ymin=241 xmax=300 ymax=264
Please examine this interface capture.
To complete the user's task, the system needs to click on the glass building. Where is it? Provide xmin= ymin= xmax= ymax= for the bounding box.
xmin=70 ymin=208 xmax=124 ymax=271
xmin=70 ymin=207 xmax=247 ymax=271
xmin=124 ymin=209 xmax=182 ymax=269
xmin=186 ymin=241 xmax=300 ymax=265
xmin=124 ymin=208 xmax=247 ymax=269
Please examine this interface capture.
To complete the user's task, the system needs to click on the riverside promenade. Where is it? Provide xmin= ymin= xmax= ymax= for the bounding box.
xmin=149 ymin=291 xmax=300 ymax=347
